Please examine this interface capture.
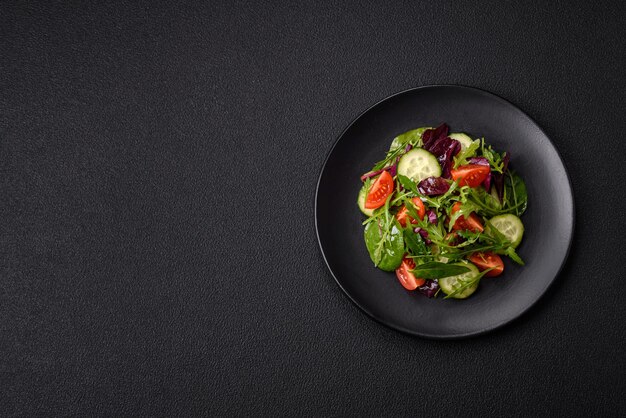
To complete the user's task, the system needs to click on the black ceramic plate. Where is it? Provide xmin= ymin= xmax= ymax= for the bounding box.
xmin=315 ymin=85 xmax=574 ymax=339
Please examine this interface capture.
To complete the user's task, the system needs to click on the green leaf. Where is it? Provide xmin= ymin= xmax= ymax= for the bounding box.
xmin=504 ymin=247 xmax=525 ymax=265
xmin=411 ymin=262 xmax=471 ymax=279
xmin=484 ymin=219 xmax=510 ymax=246
xmin=504 ymin=171 xmax=528 ymax=216
xmin=363 ymin=201 xmax=404 ymax=271
xmin=466 ymin=186 xmax=502 ymax=215
xmin=401 ymin=197 xmax=424 ymax=222
xmin=447 ymin=197 xmax=479 ymax=232
xmin=379 ymin=223 xmax=404 ymax=270
xmin=373 ymin=127 xmax=431 ymax=170
xmin=480 ymin=138 xmax=505 ymax=173
xmin=453 ymin=139 xmax=480 ymax=168
xmin=363 ymin=177 xmax=372 ymax=195
xmin=364 ymin=220 xmax=383 ymax=264
xmin=389 ymin=127 xmax=430 ymax=151
xmin=397 ymin=174 xmax=420 ymax=195
xmin=403 ymin=228 xmax=429 ymax=256
xmin=413 ymin=209 xmax=447 ymax=245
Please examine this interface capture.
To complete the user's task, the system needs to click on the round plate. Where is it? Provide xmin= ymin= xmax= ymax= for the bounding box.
xmin=315 ymin=85 xmax=574 ymax=339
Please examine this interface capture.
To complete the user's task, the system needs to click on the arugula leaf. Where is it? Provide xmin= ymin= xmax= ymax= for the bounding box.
xmin=400 ymin=197 xmax=424 ymax=223
xmin=403 ymin=228 xmax=429 ymax=256
xmin=447 ymin=193 xmax=480 ymax=232
xmin=372 ymin=146 xmax=405 ymax=171
xmin=464 ymin=181 xmax=526 ymax=217
xmin=504 ymin=247 xmax=525 ymax=265
xmin=411 ymin=262 xmax=471 ymax=279
xmin=466 ymin=187 xmax=502 ymax=215
xmin=480 ymin=138 xmax=504 ymax=173
xmin=413 ymin=210 xmax=447 ymax=246
xmin=397 ymin=174 xmax=420 ymax=195
xmin=453 ymin=139 xmax=480 ymax=168
xmin=504 ymin=171 xmax=528 ymax=216
xmin=484 ymin=219 xmax=510 ymax=245
xmin=425 ymin=218 xmax=525 ymax=265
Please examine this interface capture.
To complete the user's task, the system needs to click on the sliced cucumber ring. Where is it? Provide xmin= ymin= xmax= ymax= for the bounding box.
xmin=448 ymin=133 xmax=474 ymax=150
xmin=397 ymin=148 xmax=441 ymax=183
xmin=489 ymin=214 xmax=524 ymax=248
xmin=357 ymin=184 xmax=375 ymax=216
xmin=438 ymin=262 xmax=480 ymax=299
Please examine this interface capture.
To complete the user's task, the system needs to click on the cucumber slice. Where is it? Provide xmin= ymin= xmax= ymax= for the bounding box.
xmin=438 ymin=262 xmax=480 ymax=299
xmin=397 ymin=148 xmax=441 ymax=183
xmin=489 ymin=214 xmax=524 ymax=248
xmin=448 ymin=133 xmax=474 ymax=150
xmin=357 ymin=184 xmax=375 ymax=216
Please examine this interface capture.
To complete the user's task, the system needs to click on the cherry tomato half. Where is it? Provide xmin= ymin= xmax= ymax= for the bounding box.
xmin=396 ymin=197 xmax=426 ymax=227
xmin=395 ymin=256 xmax=426 ymax=290
xmin=450 ymin=201 xmax=484 ymax=232
xmin=469 ymin=252 xmax=504 ymax=277
xmin=451 ymin=164 xmax=490 ymax=188
xmin=364 ymin=170 xmax=394 ymax=209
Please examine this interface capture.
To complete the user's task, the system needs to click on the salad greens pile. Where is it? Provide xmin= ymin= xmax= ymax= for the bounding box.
xmin=358 ymin=124 xmax=528 ymax=299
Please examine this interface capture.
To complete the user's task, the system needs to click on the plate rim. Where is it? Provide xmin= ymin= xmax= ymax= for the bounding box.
xmin=314 ymin=84 xmax=575 ymax=339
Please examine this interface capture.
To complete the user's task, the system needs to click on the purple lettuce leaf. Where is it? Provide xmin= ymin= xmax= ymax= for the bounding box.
xmin=360 ymin=165 xmax=395 ymax=181
xmin=418 ymin=176 xmax=450 ymax=196
xmin=436 ymin=138 xmax=461 ymax=178
xmin=414 ymin=227 xmax=432 ymax=245
xmin=417 ymin=279 xmax=439 ymax=298
xmin=468 ymin=156 xmax=489 ymax=166
xmin=492 ymin=152 xmax=511 ymax=201
xmin=483 ymin=172 xmax=492 ymax=191
xmin=421 ymin=124 xmax=460 ymax=178
xmin=422 ymin=123 xmax=449 ymax=150
xmin=426 ymin=210 xmax=437 ymax=224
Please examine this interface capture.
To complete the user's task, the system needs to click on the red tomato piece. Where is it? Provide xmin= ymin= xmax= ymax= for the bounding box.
xmin=450 ymin=202 xmax=484 ymax=232
xmin=396 ymin=197 xmax=426 ymax=227
xmin=469 ymin=252 xmax=504 ymax=277
xmin=451 ymin=164 xmax=490 ymax=188
xmin=364 ymin=170 xmax=394 ymax=209
xmin=395 ymin=256 xmax=426 ymax=290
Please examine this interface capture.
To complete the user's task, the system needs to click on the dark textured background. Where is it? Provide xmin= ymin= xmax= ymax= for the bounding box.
xmin=1 ymin=1 xmax=625 ymax=416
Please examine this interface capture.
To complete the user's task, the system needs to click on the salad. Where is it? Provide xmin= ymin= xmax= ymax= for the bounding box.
xmin=358 ymin=124 xmax=528 ymax=299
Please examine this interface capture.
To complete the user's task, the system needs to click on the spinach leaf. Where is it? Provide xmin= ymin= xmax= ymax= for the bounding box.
xmin=373 ymin=127 xmax=431 ymax=170
xmin=389 ymin=127 xmax=430 ymax=151
xmin=364 ymin=219 xmax=404 ymax=271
